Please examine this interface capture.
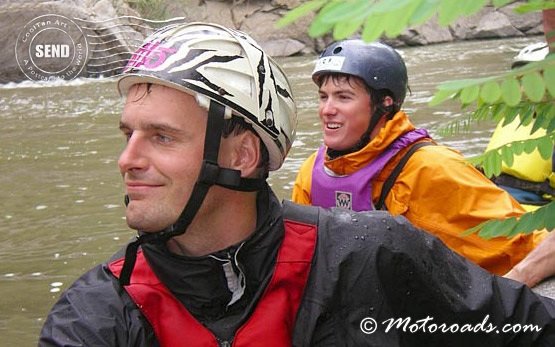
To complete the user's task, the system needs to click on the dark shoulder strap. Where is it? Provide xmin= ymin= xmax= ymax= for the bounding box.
xmin=282 ymin=200 xmax=320 ymax=226
xmin=376 ymin=141 xmax=435 ymax=210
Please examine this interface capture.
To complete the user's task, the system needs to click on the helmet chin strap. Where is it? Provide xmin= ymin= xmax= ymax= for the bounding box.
xmin=327 ymin=107 xmax=389 ymax=159
xmin=119 ymin=101 xmax=265 ymax=286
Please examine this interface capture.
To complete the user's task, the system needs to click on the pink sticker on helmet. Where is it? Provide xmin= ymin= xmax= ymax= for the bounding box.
xmin=126 ymin=42 xmax=177 ymax=70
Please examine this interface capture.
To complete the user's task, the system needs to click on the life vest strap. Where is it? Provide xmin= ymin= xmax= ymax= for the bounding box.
xmin=376 ymin=141 xmax=435 ymax=210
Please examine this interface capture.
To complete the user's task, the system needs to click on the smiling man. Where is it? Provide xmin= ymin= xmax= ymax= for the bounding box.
xmin=292 ymin=39 xmax=555 ymax=287
xmin=39 ymin=23 xmax=555 ymax=346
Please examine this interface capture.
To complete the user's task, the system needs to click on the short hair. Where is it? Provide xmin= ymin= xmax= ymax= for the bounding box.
xmin=223 ymin=116 xmax=270 ymax=177
xmin=316 ymin=72 xmax=399 ymax=115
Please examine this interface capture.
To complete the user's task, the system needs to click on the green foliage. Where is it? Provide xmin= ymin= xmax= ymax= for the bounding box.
xmin=278 ymin=0 xmax=555 ymax=239
xmin=431 ymin=55 xmax=555 ymax=107
xmin=277 ymin=0 xmax=555 ymax=42
xmin=514 ymin=0 xmax=555 ymax=13
xmin=470 ymin=132 xmax=554 ymax=177
xmin=465 ymin=202 xmax=555 ymax=239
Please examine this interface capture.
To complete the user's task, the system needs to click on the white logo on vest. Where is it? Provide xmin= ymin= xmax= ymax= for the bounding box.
xmin=335 ymin=191 xmax=352 ymax=210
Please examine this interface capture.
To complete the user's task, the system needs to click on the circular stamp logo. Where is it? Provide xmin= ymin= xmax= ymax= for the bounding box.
xmin=15 ymin=14 xmax=88 ymax=81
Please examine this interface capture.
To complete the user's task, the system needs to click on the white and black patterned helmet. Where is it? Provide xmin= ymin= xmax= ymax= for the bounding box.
xmin=117 ymin=22 xmax=297 ymax=171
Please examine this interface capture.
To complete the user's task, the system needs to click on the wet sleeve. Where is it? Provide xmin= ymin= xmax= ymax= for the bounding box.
xmin=373 ymin=214 xmax=555 ymax=345
xmin=38 ymin=265 xmax=154 ymax=347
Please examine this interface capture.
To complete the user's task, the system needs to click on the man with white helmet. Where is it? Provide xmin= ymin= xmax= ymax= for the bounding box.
xmin=39 ymin=22 xmax=555 ymax=346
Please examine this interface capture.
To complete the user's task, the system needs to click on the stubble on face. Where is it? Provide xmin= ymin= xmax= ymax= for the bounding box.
xmin=118 ymin=84 xmax=207 ymax=232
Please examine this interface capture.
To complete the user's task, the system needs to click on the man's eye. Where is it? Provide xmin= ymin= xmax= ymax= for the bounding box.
xmin=123 ymin=132 xmax=132 ymax=142
xmin=156 ymin=134 xmax=172 ymax=143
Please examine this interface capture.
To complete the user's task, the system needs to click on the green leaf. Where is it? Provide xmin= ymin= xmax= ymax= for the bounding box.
xmin=538 ymin=137 xmax=554 ymax=160
xmin=500 ymin=77 xmax=522 ymax=106
xmin=514 ymin=211 xmax=542 ymax=235
xmin=530 ymin=103 xmax=552 ymax=134
xmin=523 ymin=138 xmax=537 ymax=154
xmin=460 ymin=85 xmax=480 ymax=104
xmin=544 ymin=65 xmax=555 ymax=98
xmin=522 ymin=72 xmax=546 ymax=102
xmin=501 ymin=105 xmax=521 ymax=126
xmin=333 ymin=17 xmax=364 ymax=39
xmin=491 ymin=104 xmax=507 ymax=123
xmin=518 ymin=104 xmax=536 ymax=126
xmin=276 ymin=0 xmax=327 ymax=27
xmin=429 ymin=89 xmax=456 ymax=106
xmin=319 ymin=0 xmax=372 ymax=24
xmin=478 ymin=218 xmax=508 ymax=239
xmin=409 ymin=0 xmax=440 ymax=26
xmin=549 ymin=114 xmax=555 ymax=133
xmin=512 ymin=141 xmax=524 ymax=155
xmin=500 ymin=145 xmax=514 ymax=167
xmin=515 ymin=2 xmax=555 ymax=14
xmin=437 ymin=77 xmax=488 ymax=91
xmin=543 ymin=103 xmax=555 ymax=133
xmin=361 ymin=14 xmax=389 ymax=42
xmin=472 ymin=105 xmax=491 ymax=122
xmin=480 ymin=81 xmax=502 ymax=104
xmin=460 ymin=0 xmax=487 ymax=16
xmin=463 ymin=222 xmax=482 ymax=236
xmin=308 ymin=1 xmax=347 ymax=37
xmin=384 ymin=2 xmax=420 ymax=37
xmin=546 ymin=202 xmax=555 ymax=230
xmin=438 ymin=0 xmax=461 ymax=26
xmin=489 ymin=218 xmax=519 ymax=238
xmin=308 ymin=17 xmax=335 ymax=38
xmin=483 ymin=150 xmax=502 ymax=177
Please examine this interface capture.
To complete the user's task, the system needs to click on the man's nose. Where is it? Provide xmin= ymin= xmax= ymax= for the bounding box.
xmin=118 ymin=133 xmax=148 ymax=174
xmin=320 ymin=98 xmax=337 ymax=116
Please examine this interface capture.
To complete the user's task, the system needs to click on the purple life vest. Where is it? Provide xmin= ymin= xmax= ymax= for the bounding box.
xmin=311 ymin=129 xmax=430 ymax=211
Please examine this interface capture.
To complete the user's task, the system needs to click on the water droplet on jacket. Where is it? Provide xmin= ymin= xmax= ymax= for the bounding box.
xmin=360 ymin=236 xmax=365 ymax=240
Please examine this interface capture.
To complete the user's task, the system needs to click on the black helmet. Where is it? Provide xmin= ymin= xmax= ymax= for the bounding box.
xmin=312 ymin=40 xmax=408 ymax=108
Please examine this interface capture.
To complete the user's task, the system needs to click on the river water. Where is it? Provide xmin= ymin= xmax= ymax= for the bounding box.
xmin=0 ymin=36 xmax=540 ymax=344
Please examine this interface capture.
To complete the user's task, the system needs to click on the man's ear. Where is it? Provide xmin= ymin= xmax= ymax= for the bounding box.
xmin=229 ymin=131 xmax=261 ymax=178
xmin=382 ymin=96 xmax=394 ymax=108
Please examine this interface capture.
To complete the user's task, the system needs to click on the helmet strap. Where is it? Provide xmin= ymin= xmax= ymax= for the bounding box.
xmin=118 ymin=101 xmax=264 ymax=286
xmin=326 ymin=106 xmax=389 ymax=160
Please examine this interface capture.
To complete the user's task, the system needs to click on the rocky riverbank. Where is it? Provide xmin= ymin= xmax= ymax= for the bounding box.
xmin=0 ymin=0 xmax=544 ymax=82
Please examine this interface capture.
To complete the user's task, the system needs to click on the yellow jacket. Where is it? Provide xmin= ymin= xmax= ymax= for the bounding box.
xmin=292 ymin=111 xmax=546 ymax=275
xmin=486 ymin=118 xmax=554 ymax=187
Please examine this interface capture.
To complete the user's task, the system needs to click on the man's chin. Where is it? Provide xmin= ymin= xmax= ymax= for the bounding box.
xmin=125 ymin=215 xmax=169 ymax=233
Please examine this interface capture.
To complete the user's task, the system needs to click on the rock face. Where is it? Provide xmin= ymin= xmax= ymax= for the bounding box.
xmin=171 ymin=0 xmax=543 ymax=53
xmin=1 ymin=0 xmax=159 ymax=83
xmin=0 ymin=0 xmax=545 ymax=83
